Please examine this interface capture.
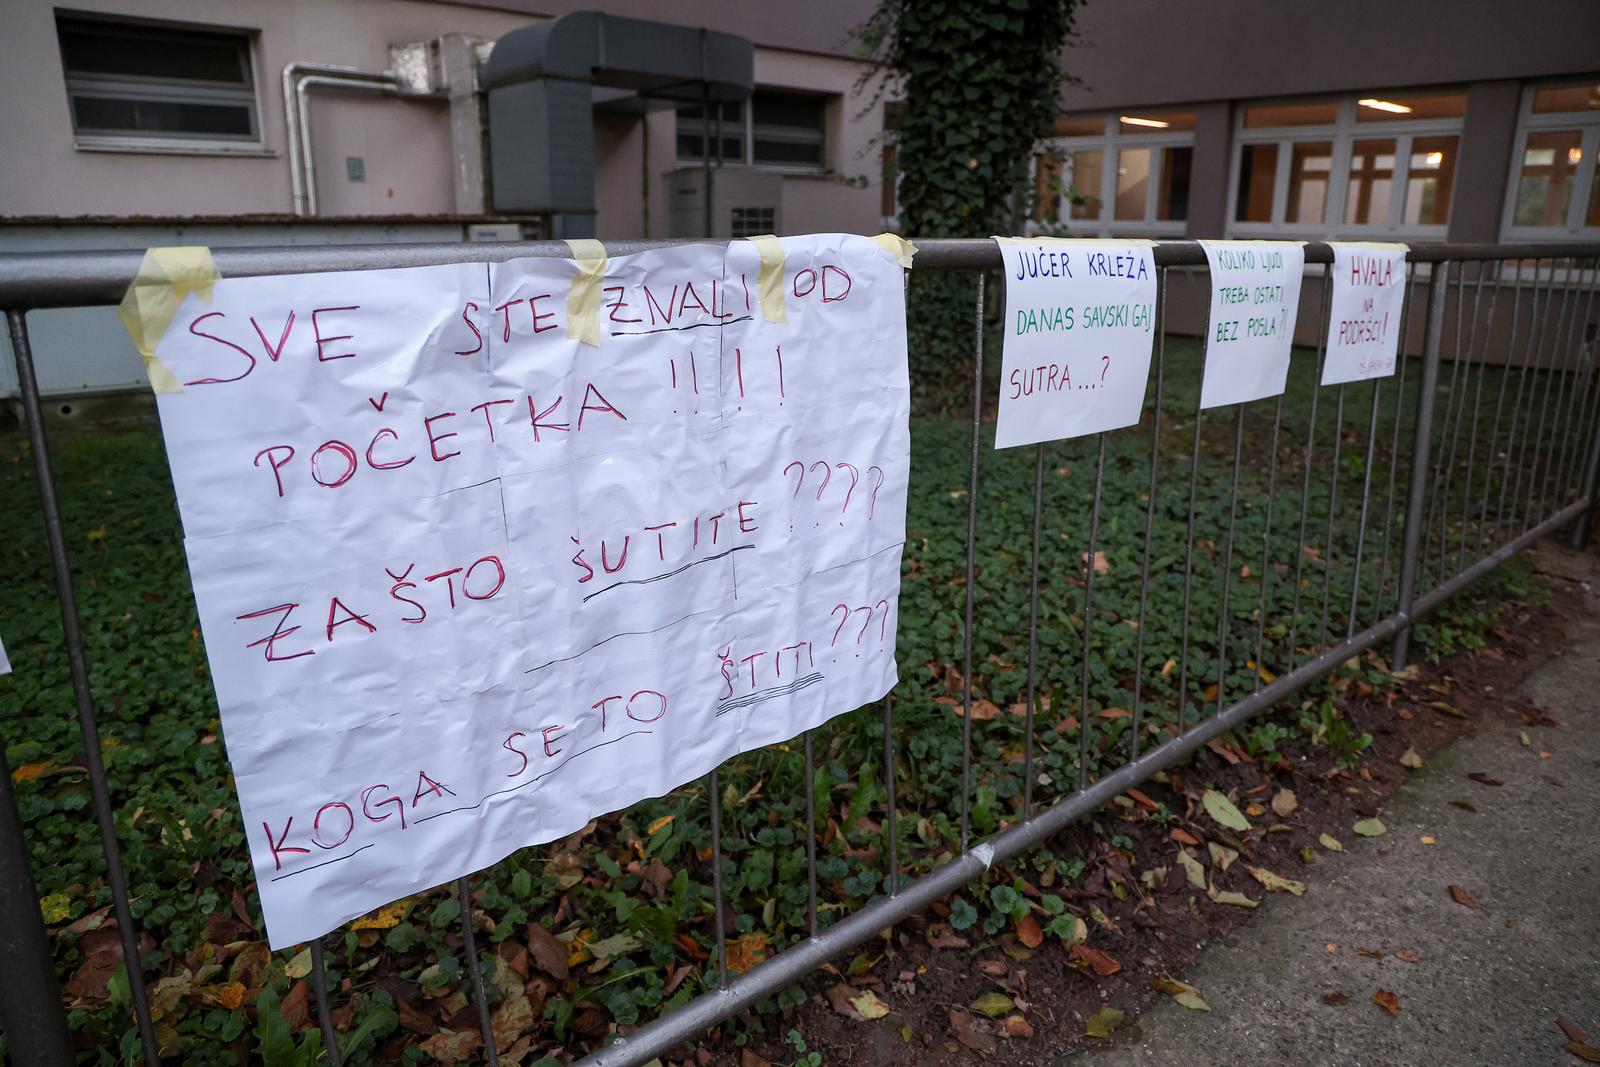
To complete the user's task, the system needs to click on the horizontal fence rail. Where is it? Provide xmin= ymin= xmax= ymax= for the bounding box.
xmin=1 ymin=238 xmax=1598 ymax=1066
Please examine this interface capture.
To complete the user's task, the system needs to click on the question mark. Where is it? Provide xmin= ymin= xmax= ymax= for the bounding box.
xmin=1100 ymin=355 xmax=1110 ymax=386
xmin=835 ymin=462 xmax=860 ymax=517
xmin=784 ymin=461 xmax=805 ymax=530
xmin=810 ymin=460 xmax=832 ymax=502
xmin=866 ymin=466 xmax=885 ymax=519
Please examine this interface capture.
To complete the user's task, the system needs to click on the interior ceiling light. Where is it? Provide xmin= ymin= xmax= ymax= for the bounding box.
xmin=1359 ymin=98 xmax=1412 ymax=114
xmin=1120 ymin=116 xmax=1169 ymax=128
xmin=1571 ymin=147 xmax=1585 ymax=165
xmin=1425 ymin=151 xmax=1444 ymax=166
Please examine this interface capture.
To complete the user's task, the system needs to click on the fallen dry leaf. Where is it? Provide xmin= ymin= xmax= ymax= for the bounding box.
xmin=970 ymin=991 xmax=1014 ymax=1019
xmin=949 ymin=1008 xmax=997 ymax=1055
xmin=1169 ymin=827 xmax=1201 ymax=846
xmin=926 ymin=923 xmax=969 ymax=950
xmin=741 ymin=1049 xmax=774 ymax=1067
xmin=1151 ymin=975 xmax=1210 ymax=1011
xmin=1393 ymin=949 xmax=1421 ymax=963
xmin=999 ymin=1014 xmax=1035 ymax=1039
xmin=1177 ymin=849 xmax=1206 ymax=890
xmin=1069 ymin=944 xmax=1122 ymax=977
xmin=850 ymin=990 xmax=892 ymax=1020
xmin=1322 ymin=991 xmax=1350 ymax=1006
xmin=1207 ymin=888 xmax=1258 ymax=909
xmin=1373 ymin=989 xmax=1401 ymax=1015
xmin=1558 ymin=1017 xmax=1589 ymax=1044
xmin=1400 ymin=747 xmax=1424 ymax=769
xmin=1271 ymin=789 xmax=1298 ymax=818
xmin=1356 ymin=947 xmax=1384 ymax=959
xmin=1319 ymin=833 xmax=1344 ymax=852
xmin=1448 ymin=884 xmax=1479 ymax=909
xmin=419 ymin=1029 xmax=483 ymax=1063
xmin=1420 ymin=835 xmax=1437 ymax=845
xmin=1466 ymin=772 xmax=1504 ymax=787
xmin=1353 ymin=818 xmax=1387 ymax=837
xmin=726 ymin=932 xmax=769 ymax=974
xmin=1084 ymin=1005 xmax=1125 ymax=1039
xmin=1015 ymin=914 xmax=1044 ymax=949
xmin=525 ymin=922 xmax=570 ymax=980
xmin=1202 ymin=789 xmax=1252 ymax=832
xmin=1246 ymin=865 xmax=1307 ymax=896
xmin=1568 ymin=1041 xmax=1600 ymax=1064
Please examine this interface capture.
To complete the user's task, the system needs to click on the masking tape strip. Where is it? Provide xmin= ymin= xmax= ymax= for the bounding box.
xmin=992 ymin=236 xmax=1154 ymax=248
xmin=116 ymin=246 xmax=219 ymax=395
xmin=745 ymin=235 xmax=789 ymax=325
xmin=871 ymin=233 xmax=919 ymax=269
xmin=1327 ymin=241 xmax=1410 ymax=253
xmin=564 ymin=239 xmax=608 ymax=347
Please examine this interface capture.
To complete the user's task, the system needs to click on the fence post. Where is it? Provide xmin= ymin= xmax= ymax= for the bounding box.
xmin=0 ymin=744 xmax=74 ymax=1065
xmin=1391 ymin=262 xmax=1451 ymax=671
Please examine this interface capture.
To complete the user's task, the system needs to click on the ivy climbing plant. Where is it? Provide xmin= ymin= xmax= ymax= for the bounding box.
xmin=857 ymin=0 xmax=1081 ymax=411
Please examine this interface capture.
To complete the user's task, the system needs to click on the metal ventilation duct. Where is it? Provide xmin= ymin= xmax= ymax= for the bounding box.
xmin=482 ymin=11 xmax=754 ymax=237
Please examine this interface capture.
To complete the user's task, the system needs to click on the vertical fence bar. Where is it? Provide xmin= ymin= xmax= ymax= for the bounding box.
xmin=1548 ymin=258 xmax=1600 ymax=513
xmin=958 ymin=273 xmax=985 ymax=849
xmin=1346 ymin=380 xmax=1383 ymax=640
xmin=1211 ymin=406 xmax=1246 ymax=716
xmin=0 ymin=744 xmax=74 ymax=1066
xmin=1503 ymin=260 xmax=1562 ymax=538
xmin=1475 ymin=258 xmax=1520 ymax=554
xmin=1078 ymin=434 xmax=1107 ymax=787
xmin=882 ymin=695 xmax=898 ymax=894
xmin=1175 ymin=399 xmax=1205 ymax=734
xmin=1374 ymin=261 xmax=1419 ymax=619
xmin=1456 ymin=261 xmax=1501 ymax=568
xmin=310 ymin=941 xmax=343 ymax=1067
xmin=1526 ymin=259 xmax=1577 ymax=526
xmin=802 ymin=733 xmax=817 ymax=938
xmin=1392 ymin=261 xmax=1450 ymax=671
xmin=1539 ymin=257 xmax=1593 ymax=517
xmin=708 ymin=768 xmax=728 ymax=988
xmin=456 ymin=876 xmax=500 ymax=1065
xmin=1022 ymin=445 xmax=1044 ymax=814
xmin=1422 ymin=261 xmax=1471 ymax=584
xmin=1252 ymin=395 xmax=1284 ymax=690
xmin=1286 ymin=268 xmax=1333 ymax=665
xmin=4 ymin=308 xmax=161 ymax=1065
xmin=1317 ymin=384 xmax=1346 ymax=651
xmin=1494 ymin=259 xmax=1552 ymax=544
xmin=1129 ymin=273 xmax=1167 ymax=760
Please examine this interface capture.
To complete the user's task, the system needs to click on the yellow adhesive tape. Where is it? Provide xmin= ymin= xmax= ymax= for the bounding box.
xmin=746 ymin=234 xmax=789 ymax=324
xmin=116 ymin=246 xmax=218 ymax=395
xmin=871 ymin=233 xmax=919 ymax=268
xmin=564 ymin=239 xmax=608 ymax=347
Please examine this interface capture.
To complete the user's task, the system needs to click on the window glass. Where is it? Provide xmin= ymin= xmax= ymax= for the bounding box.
xmin=730 ymin=207 xmax=776 ymax=238
xmin=1404 ymin=135 xmax=1457 ymax=225
xmin=1157 ymin=145 xmax=1192 ymax=221
xmin=1285 ymin=141 xmax=1332 ymax=223
xmin=1035 ymin=150 xmax=1062 ymax=219
xmin=1053 ymin=115 xmax=1106 ymax=137
xmin=675 ymin=101 xmax=743 ymax=162
xmin=1235 ymin=142 xmax=1278 ymax=221
xmin=1114 ymin=147 xmax=1151 ymax=220
xmin=1589 ymin=168 xmax=1600 ymax=228
xmin=751 ymin=90 xmax=825 ymax=167
xmin=56 ymin=15 xmax=258 ymax=143
xmin=1532 ymin=83 xmax=1600 ymax=114
xmin=1244 ymin=101 xmax=1338 ymax=128
xmin=1355 ymin=93 xmax=1466 ymax=122
xmin=1118 ymin=111 xmax=1196 ymax=134
xmin=1513 ymin=130 xmax=1583 ymax=226
xmin=1344 ymin=138 xmax=1395 ymax=225
xmin=1063 ymin=148 xmax=1103 ymax=220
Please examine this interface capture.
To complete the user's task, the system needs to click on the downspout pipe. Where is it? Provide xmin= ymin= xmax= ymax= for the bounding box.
xmin=282 ymin=63 xmax=400 ymax=216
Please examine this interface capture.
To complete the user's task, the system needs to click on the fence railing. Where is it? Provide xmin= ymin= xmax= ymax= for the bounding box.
xmin=2 ymin=238 xmax=1598 ymax=1065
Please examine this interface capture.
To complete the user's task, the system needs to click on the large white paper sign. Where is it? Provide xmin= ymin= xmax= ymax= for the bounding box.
xmin=993 ymin=238 xmax=1156 ymax=448
xmin=0 ymin=634 xmax=10 ymax=676
xmin=149 ymin=235 xmax=910 ymax=947
xmin=1322 ymin=243 xmax=1407 ymax=385
xmin=1198 ymin=241 xmax=1306 ymax=409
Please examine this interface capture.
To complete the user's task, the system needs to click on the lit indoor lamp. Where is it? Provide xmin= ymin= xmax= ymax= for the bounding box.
xmin=1119 ymin=116 xmax=1170 ymax=129
xmin=1358 ymin=98 xmax=1412 ymax=114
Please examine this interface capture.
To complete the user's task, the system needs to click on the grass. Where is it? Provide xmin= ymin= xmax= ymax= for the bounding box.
xmin=0 ymin=333 xmax=1568 ymax=1063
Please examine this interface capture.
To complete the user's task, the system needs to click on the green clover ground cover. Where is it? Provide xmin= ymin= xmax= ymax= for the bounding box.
xmin=0 ymin=337 xmax=1534 ymax=1062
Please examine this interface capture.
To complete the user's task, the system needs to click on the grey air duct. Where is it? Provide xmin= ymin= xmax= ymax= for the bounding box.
xmin=482 ymin=11 xmax=754 ymax=238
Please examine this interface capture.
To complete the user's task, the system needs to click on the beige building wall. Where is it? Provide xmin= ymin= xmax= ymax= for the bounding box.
xmin=0 ymin=0 xmax=889 ymax=236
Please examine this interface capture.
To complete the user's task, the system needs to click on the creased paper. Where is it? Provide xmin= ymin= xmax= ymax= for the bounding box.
xmin=147 ymin=235 xmax=909 ymax=947
xmin=1198 ymin=240 xmax=1306 ymax=409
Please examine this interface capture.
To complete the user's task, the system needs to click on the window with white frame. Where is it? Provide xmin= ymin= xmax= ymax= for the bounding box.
xmin=1033 ymin=112 xmax=1195 ymax=234
xmin=676 ymin=90 xmax=828 ymax=170
xmin=55 ymin=14 xmax=261 ymax=150
xmin=1229 ymin=92 xmax=1465 ymax=238
xmin=1502 ymin=80 xmax=1600 ymax=239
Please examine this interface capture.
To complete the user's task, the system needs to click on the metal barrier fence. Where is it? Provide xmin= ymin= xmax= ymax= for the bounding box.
xmin=1 ymin=238 xmax=1598 ymax=1065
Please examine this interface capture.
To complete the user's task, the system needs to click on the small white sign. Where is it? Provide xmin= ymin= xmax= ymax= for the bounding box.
xmin=0 ymin=635 xmax=10 ymax=676
xmin=1198 ymin=241 xmax=1306 ymax=409
xmin=1323 ymin=243 xmax=1407 ymax=385
xmin=993 ymin=237 xmax=1157 ymax=448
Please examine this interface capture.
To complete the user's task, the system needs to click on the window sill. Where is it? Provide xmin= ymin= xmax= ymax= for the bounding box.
xmin=74 ymin=139 xmax=277 ymax=159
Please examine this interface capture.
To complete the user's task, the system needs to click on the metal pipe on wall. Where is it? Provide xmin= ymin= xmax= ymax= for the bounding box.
xmin=281 ymin=63 xmax=401 ymax=217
